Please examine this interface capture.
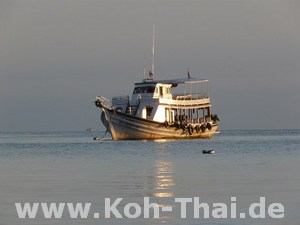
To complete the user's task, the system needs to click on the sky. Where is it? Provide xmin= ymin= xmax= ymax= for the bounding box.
xmin=0 ymin=0 xmax=300 ymax=131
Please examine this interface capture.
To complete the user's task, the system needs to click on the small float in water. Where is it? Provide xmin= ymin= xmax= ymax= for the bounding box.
xmin=202 ymin=149 xmax=216 ymax=154
xmin=93 ymin=137 xmax=101 ymax=141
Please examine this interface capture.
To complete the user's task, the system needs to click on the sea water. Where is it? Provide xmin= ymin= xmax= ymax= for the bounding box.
xmin=0 ymin=130 xmax=299 ymax=225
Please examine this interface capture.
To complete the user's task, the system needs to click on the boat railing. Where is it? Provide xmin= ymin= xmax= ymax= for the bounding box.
xmin=186 ymin=117 xmax=211 ymax=124
xmin=112 ymin=95 xmax=130 ymax=102
xmin=175 ymin=94 xmax=192 ymax=100
xmin=96 ymin=96 xmax=111 ymax=108
xmin=125 ymin=106 xmax=138 ymax=116
xmin=112 ymin=95 xmax=130 ymax=108
xmin=173 ymin=92 xmax=208 ymax=100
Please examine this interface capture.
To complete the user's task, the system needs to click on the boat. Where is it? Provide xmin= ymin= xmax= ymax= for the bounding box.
xmin=86 ymin=128 xmax=97 ymax=132
xmin=95 ymin=28 xmax=219 ymax=140
xmin=94 ymin=72 xmax=220 ymax=140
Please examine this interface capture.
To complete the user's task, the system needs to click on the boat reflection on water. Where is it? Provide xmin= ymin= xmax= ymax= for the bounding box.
xmin=143 ymin=158 xmax=176 ymax=222
xmin=144 ymin=159 xmax=175 ymax=198
xmin=143 ymin=159 xmax=175 ymax=198
xmin=152 ymin=160 xmax=175 ymax=198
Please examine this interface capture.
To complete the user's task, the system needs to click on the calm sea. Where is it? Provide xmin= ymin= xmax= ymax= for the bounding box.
xmin=0 ymin=130 xmax=299 ymax=225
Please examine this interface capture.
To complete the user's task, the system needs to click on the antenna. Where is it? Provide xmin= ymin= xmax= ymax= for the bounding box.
xmin=152 ymin=24 xmax=155 ymax=78
xmin=187 ymin=68 xmax=191 ymax=79
xmin=143 ymin=54 xmax=146 ymax=79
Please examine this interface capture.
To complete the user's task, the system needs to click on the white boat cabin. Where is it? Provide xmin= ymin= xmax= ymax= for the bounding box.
xmin=111 ymin=78 xmax=212 ymax=125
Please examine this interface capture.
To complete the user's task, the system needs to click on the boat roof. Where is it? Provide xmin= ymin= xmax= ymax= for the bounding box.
xmin=135 ymin=77 xmax=208 ymax=85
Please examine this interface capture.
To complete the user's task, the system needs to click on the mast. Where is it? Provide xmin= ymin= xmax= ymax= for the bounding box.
xmin=143 ymin=54 xmax=146 ymax=80
xmin=143 ymin=25 xmax=155 ymax=82
xmin=151 ymin=24 xmax=155 ymax=78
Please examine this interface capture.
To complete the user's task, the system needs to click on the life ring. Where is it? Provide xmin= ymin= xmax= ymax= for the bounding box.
xmin=200 ymin=124 xmax=206 ymax=133
xmin=137 ymin=94 xmax=141 ymax=103
xmin=95 ymin=100 xmax=101 ymax=107
xmin=188 ymin=124 xmax=194 ymax=135
xmin=195 ymin=125 xmax=200 ymax=133
xmin=206 ymin=123 xmax=212 ymax=130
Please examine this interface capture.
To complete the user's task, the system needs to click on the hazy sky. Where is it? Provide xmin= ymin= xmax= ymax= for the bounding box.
xmin=1 ymin=0 xmax=300 ymax=131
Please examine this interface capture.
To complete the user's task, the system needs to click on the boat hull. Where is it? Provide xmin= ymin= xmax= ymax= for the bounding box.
xmin=100 ymin=106 xmax=219 ymax=140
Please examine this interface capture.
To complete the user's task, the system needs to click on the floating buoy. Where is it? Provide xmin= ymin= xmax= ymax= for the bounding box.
xmin=93 ymin=137 xmax=101 ymax=141
xmin=202 ymin=149 xmax=215 ymax=154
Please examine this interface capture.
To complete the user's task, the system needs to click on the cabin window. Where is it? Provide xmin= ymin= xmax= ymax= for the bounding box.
xmin=159 ymin=87 xmax=163 ymax=97
xmin=147 ymin=86 xmax=155 ymax=93
xmin=133 ymin=86 xmax=155 ymax=94
xmin=133 ymin=87 xmax=140 ymax=94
